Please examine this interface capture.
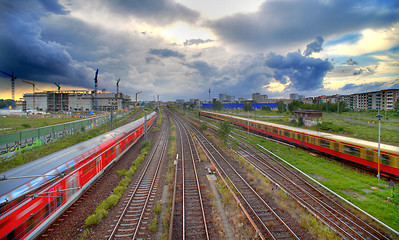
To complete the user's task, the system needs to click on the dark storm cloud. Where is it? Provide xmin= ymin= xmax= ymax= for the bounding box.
xmin=265 ymin=52 xmax=334 ymax=91
xmin=146 ymin=56 xmax=165 ymax=66
xmin=303 ymin=36 xmax=324 ymax=56
xmin=148 ymin=49 xmax=185 ymax=59
xmin=345 ymin=58 xmax=358 ymax=66
xmin=0 ymin=0 xmax=94 ymax=88
xmin=353 ymin=66 xmax=377 ymax=76
xmin=182 ymin=61 xmax=219 ymax=78
xmin=183 ymin=39 xmax=214 ymax=46
xmin=102 ymin=0 xmax=200 ymax=25
xmin=207 ymin=0 xmax=399 ymax=51
xmin=340 ymin=81 xmax=388 ymax=93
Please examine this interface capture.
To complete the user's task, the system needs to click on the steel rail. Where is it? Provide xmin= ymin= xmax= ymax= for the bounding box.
xmin=170 ymin=113 xmax=210 ymax=240
xmin=107 ymin=125 xmax=168 ymax=239
xmin=180 ymin=112 xmax=300 ymax=240
xmin=229 ymin=127 xmax=390 ymax=240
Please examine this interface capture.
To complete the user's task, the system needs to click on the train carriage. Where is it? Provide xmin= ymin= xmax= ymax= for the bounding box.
xmin=199 ymin=111 xmax=399 ymax=178
xmin=0 ymin=112 xmax=156 ymax=240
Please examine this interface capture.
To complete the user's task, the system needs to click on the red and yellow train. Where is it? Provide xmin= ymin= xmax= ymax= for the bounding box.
xmin=199 ymin=111 xmax=399 ymax=178
xmin=0 ymin=112 xmax=156 ymax=240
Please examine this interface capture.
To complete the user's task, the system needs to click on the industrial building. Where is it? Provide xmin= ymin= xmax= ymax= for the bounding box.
xmin=252 ymin=93 xmax=268 ymax=102
xmin=23 ymin=90 xmax=131 ymax=112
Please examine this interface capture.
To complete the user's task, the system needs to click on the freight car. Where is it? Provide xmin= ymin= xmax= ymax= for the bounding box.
xmin=199 ymin=111 xmax=399 ymax=178
xmin=0 ymin=112 xmax=157 ymax=240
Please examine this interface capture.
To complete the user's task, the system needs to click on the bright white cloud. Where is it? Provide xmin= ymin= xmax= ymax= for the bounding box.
xmin=177 ymin=0 xmax=263 ymax=19
xmin=161 ymin=23 xmax=214 ymax=44
xmin=325 ymin=24 xmax=399 ymax=57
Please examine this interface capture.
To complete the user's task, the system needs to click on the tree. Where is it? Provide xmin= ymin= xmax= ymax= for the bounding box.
xmin=287 ymin=100 xmax=303 ymax=112
xmin=243 ymin=103 xmax=253 ymax=112
xmin=212 ymin=99 xmax=223 ymax=111
xmin=260 ymin=105 xmax=271 ymax=111
xmin=395 ymin=98 xmax=399 ymax=112
xmin=277 ymin=101 xmax=286 ymax=113
xmin=218 ymin=121 xmax=232 ymax=143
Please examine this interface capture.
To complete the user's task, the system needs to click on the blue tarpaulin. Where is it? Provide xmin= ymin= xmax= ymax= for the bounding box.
xmin=202 ymin=103 xmax=277 ymax=109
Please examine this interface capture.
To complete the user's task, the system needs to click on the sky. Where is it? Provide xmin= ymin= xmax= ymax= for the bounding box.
xmin=0 ymin=0 xmax=398 ymax=102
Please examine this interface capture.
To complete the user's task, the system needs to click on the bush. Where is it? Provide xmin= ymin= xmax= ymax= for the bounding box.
xmin=199 ymin=123 xmax=208 ymax=131
xmin=113 ymin=185 xmax=126 ymax=196
xmin=85 ymin=213 xmax=102 ymax=227
xmin=21 ymin=123 xmax=31 ymax=128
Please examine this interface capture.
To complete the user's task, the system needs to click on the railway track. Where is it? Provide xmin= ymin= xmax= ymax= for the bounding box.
xmin=169 ymin=112 xmax=210 ymax=240
xmin=177 ymin=112 xmax=303 ymax=240
xmin=233 ymin=134 xmax=390 ymax=240
xmin=106 ymin=121 xmax=169 ymax=239
xmin=199 ymin=112 xmax=392 ymax=239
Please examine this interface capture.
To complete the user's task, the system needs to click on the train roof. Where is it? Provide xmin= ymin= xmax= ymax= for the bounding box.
xmin=0 ymin=112 xmax=156 ymax=205
xmin=201 ymin=111 xmax=399 ymax=154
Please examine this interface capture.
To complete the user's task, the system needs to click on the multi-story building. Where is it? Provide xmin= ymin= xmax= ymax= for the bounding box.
xmin=290 ymin=93 xmax=299 ymax=100
xmin=226 ymin=95 xmax=235 ymax=102
xmin=219 ymin=93 xmax=227 ymax=102
xmin=252 ymin=93 xmax=268 ymax=102
xmin=326 ymin=89 xmax=399 ymax=110
xmin=23 ymin=90 xmax=132 ymax=112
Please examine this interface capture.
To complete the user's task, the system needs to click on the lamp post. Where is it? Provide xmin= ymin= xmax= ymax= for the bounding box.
xmin=376 ymin=113 xmax=383 ymax=180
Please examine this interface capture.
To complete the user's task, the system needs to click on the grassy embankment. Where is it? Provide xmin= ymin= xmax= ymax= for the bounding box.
xmin=0 ymin=115 xmax=77 ymax=135
xmin=0 ymin=110 xmax=138 ymax=173
xmin=241 ymin=131 xmax=399 ymax=233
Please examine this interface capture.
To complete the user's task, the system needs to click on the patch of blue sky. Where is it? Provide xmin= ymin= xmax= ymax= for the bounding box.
xmin=325 ymin=33 xmax=362 ymax=46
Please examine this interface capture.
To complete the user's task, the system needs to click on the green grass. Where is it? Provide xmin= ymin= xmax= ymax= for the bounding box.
xmin=0 ymin=115 xmax=77 ymax=135
xmin=241 ymin=131 xmax=399 ymax=232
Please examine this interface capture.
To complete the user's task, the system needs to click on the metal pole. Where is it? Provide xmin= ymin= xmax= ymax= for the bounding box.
xmin=144 ymin=111 xmax=147 ymax=141
xmin=247 ymin=110 xmax=249 ymax=134
xmin=376 ymin=113 xmax=382 ymax=180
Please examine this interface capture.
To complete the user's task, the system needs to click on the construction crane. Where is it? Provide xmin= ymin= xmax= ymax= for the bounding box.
xmin=54 ymin=83 xmax=61 ymax=91
xmin=0 ymin=71 xmax=17 ymax=109
xmin=135 ymin=91 xmax=142 ymax=110
xmin=22 ymin=80 xmax=35 ymax=110
xmin=94 ymin=69 xmax=99 ymax=111
xmin=116 ymin=79 xmax=120 ymax=95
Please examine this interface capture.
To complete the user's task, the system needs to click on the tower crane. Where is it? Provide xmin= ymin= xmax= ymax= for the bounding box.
xmin=116 ymin=79 xmax=120 ymax=95
xmin=135 ymin=91 xmax=142 ymax=110
xmin=94 ymin=69 xmax=99 ymax=111
xmin=0 ymin=71 xmax=17 ymax=109
xmin=54 ymin=83 xmax=61 ymax=91
xmin=22 ymin=80 xmax=35 ymax=110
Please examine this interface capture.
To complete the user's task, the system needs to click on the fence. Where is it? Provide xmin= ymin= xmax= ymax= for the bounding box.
xmin=0 ymin=114 xmax=123 ymax=158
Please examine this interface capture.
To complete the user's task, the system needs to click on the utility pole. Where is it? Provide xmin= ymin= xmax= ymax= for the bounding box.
xmin=22 ymin=80 xmax=35 ymax=110
xmin=376 ymin=110 xmax=383 ymax=180
xmin=135 ymin=91 xmax=142 ymax=110
xmin=0 ymin=71 xmax=17 ymax=109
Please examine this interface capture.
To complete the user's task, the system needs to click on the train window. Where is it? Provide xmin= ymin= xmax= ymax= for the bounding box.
xmin=344 ymin=145 xmax=360 ymax=157
xmin=365 ymin=150 xmax=374 ymax=161
xmin=274 ymin=128 xmax=279 ymax=134
xmin=284 ymin=131 xmax=291 ymax=137
xmin=381 ymin=154 xmax=390 ymax=165
xmin=296 ymin=134 xmax=303 ymax=141
xmin=28 ymin=214 xmax=35 ymax=231
xmin=333 ymin=142 xmax=339 ymax=152
xmin=320 ymin=139 xmax=330 ymax=148
xmin=104 ymin=151 xmax=108 ymax=159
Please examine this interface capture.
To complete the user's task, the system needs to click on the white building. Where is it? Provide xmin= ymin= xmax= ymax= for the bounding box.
xmin=23 ymin=90 xmax=132 ymax=112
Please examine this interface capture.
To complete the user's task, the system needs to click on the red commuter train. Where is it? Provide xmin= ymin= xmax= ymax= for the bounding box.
xmin=0 ymin=112 xmax=157 ymax=240
xmin=199 ymin=111 xmax=399 ymax=178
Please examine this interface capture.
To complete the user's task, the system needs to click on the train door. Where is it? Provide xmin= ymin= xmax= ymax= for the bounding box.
xmin=66 ymin=173 xmax=78 ymax=200
xmin=96 ymin=156 xmax=102 ymax=173
xmin=116 ymin=145 xmax=120 ymax=156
